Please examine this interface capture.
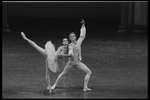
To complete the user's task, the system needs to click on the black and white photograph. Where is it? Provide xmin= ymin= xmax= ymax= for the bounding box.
xmin=2 ymin=1 xmax=148 ymax=99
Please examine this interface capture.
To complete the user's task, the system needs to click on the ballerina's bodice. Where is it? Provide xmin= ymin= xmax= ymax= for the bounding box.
xmin=60 ymin=46 xmax=68 ymax=54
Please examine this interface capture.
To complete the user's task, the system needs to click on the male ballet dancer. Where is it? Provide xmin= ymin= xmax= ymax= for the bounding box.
xmin=21 ymin=32 xmax=70 ymax=94
xmin=51 ymin=19 xmax=92 ymax=91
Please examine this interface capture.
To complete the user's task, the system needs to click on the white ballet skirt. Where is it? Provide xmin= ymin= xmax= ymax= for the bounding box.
xmin=45 ymin=41 xmax=58 ymax=73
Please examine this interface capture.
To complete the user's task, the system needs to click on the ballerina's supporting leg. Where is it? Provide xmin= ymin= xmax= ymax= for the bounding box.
xmin=45 ymin=60 xmax=52 ymax=94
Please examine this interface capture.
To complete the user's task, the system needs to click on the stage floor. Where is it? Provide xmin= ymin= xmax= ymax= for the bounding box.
xmin=2 ymin=33 xmax=148 ymax=99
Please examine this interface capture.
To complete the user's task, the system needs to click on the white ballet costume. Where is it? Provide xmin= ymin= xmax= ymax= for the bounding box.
xmin=45 ymin=41 xmax=59 ymax=73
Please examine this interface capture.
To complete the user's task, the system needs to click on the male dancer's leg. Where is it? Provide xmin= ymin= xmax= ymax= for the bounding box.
xmin=51 ymin=61 xmax=72 ymax=89
xmin=77 ymin=62 xmax=92 ymax=91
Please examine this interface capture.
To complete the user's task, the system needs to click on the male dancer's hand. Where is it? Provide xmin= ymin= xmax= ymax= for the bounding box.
xmin=81 ymin=19 xmax=85 ymax=25
xmin=57 ymin=54 xmax=71 ymax=57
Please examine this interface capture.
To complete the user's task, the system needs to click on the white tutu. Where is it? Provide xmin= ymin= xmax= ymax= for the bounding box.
xmin=45 ymin=41 xmax=58 ymax=73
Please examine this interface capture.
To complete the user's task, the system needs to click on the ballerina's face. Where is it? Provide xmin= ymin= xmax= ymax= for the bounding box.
xmin=63 ymin=38 xmax=69 ymax=45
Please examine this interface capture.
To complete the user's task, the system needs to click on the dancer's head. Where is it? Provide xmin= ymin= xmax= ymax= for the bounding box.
xmin=69 ymin=32 xmax=76 ymax=42
xmin=62 ymin=38 xmax=68 ymax=45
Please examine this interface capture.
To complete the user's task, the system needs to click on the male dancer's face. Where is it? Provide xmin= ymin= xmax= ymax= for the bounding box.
xmin=69 ymin=33 xmax=76 ymax=42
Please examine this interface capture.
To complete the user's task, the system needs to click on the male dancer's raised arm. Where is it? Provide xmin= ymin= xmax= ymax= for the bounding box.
xmin=77 ymin=19 xmax=86 ymax=45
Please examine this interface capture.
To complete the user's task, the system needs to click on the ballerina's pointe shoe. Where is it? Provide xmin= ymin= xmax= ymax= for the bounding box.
xmin=83 ymin=87 xmax=91 ymax=92
xmin=47 ymin=86 xmax=52 ymax=94
xmin=21 ymin=32 xmax=27 ymax=40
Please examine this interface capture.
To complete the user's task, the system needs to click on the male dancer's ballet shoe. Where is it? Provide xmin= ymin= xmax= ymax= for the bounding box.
xmin=80 ymin=19 xmax=85 ymax=24
xmin=51 ymin=85 xmax=56 ymax=89
xmin=83 ymin=87 xmax=91 ymax=92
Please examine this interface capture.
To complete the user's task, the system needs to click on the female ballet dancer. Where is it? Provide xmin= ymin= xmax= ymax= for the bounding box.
xmin=21 ymin=32 xmax=70 ymax=94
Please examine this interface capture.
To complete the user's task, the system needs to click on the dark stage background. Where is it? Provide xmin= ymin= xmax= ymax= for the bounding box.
xmin=6 ymin=2 xmax=121 ymax=40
